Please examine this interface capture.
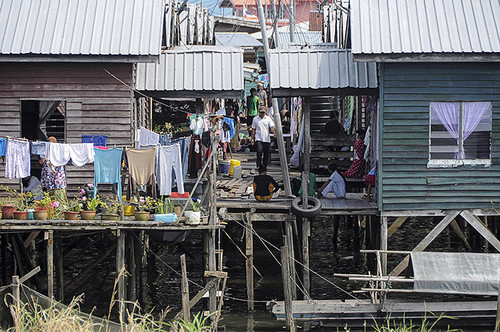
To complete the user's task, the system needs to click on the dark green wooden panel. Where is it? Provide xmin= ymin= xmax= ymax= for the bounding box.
xmin=380 ymin=62 xmax=500 ymax=211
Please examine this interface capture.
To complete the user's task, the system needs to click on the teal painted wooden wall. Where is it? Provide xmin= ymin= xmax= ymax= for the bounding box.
xmin=380 ymin=62 xmax=500 ymax=211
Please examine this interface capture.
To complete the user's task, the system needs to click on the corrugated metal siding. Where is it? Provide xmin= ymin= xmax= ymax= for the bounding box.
xmin=380 ymin=62 xmax=500 ymax=211
xmin=0 ymin=62 xmax=133 ymax=193
xmin=0 ymin=0 xmax=164 ymax=56
xmin=269 ymin=48 xmax=377 ymax=90
xmin=276 ymin=31 xmax=323 ymax=48
xmin=351 ymin=0 xmax=500 ymax=55
xmin=136 ymin=47 xmax=244 ymax=92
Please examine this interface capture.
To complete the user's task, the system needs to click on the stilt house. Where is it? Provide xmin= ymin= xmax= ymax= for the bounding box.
xmin=351 ymin=0 xmax=500 ymax=212
xmin=0 ymin=0 xmax=164 ymax=191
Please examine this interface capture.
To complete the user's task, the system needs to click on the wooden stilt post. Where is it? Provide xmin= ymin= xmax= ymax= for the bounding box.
xmin=208 ymin=125 xmax=218 ymax=318
xmin=127 ymin=231 xmax=137 ymax=308
xmin=1 ymin=235 xmax=7 ymax=285
xmin=245 ymin=210 xmax=255 ymax=313
xmin=46 ymin=230 xmax=54 ymax=299
xmin=301 ymin=96 xmax=311 ymax=299
xmin=12 ymin=275 xmax=20 ymax=307
xmin=285 ymin=218 xmax=297 ymax=300
xmin=301 ymin=218 xmax=310 ymax=299
xmin=116 ymin=230 xmax=126 ymax=323
xmin=281 ymin=245 xmax=296 ymax=332
xmin=380 ymin=217 xmax=388 ymax=275
xmin=181 ymin=254 xmax=190 ymax=322
xmin=496 ymin=278 xmax=500 ymax=332
xmin=54 ymin=236 xmax=63 ymax=302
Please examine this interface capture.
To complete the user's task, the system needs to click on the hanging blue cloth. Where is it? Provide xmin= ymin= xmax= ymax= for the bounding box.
xmin=82 ymin=135 xmax=107 ymax=147
xmin=31 ymin=142 xmax=48 ymax=156
xmin=223 ymin=118 xmax=236 ymax=139
xmin=93 ymin=148 xmax=122 ymax=198
xmin=0 ymin=137 xmax=7 ymax=156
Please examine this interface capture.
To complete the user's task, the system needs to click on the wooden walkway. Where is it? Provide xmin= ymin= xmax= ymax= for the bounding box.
xmin=0 ymin=219 xmax=223 ymax=231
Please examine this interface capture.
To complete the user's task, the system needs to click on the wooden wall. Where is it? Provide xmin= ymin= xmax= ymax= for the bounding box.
xmin=379 ymin=62 xmax=500 ymax=211
xmin=0 ymin=62 xmax=133 ymax=194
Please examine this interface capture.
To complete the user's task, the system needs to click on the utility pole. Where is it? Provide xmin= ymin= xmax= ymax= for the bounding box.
xmin=271 ymin=0 xmax=279 ymax=48
xmin=289 ymin=0 xmax=295 ymax=42
xmin=255 ymin=0 xmax=292 ymax=196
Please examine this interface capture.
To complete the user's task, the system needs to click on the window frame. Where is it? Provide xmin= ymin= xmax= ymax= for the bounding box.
xmin=427 ymin=101 xmax=492 ymax=168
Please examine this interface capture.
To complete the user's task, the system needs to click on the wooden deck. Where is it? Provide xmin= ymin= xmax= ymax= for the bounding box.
xmin=0 ymin=219 xmax=223 ymax=231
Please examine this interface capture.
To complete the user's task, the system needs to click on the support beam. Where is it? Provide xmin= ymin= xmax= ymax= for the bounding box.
xmin=55 ymin=236 xmax=64 ymax=302
xmin=46 ymin=230 xmax=54 ymax=299
xmin=116 ymin=230 xmax=126 ymax=323
xmin=380 ymin=217 xmax=388 ymax=275
xmin=285 ymin=219 xmax=297 ymax=300
xmin=181 ymin=254 xmax=190 ymax=322
xmin=245 ymin=211 xmax=255 ymax=313
xmin=208 ymin=125 xmax=218 ymax=318
xmin=450 ymin=219 xmax=472 ymax=251
xmin=460 ymin=211 xmax=500 ymax=252
xmin=389 ymin=211 xmax=460 ymax=277
xmin=281 ymin=245 xmax=296 ymax=332
xmin=255 ymin=0 xmax=292 ymax=196
xmin=301 ymin=217 xmax=310 ymax=299
xmin=127 ymin=231 xmax=137 ymax=308
xmin=387 ymin=217 xmax=408 ymax=238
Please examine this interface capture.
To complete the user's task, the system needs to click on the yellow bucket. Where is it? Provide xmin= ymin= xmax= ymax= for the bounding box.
xmin=229 ymin=159 xmax=241 ymax=176
xmin=124 ymin=205 xmax=135 ymax=216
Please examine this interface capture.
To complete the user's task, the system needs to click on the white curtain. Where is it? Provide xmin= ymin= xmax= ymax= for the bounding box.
xmin=462 ymin=102 xmax=491 ymax=141
xmin=431 ymin=102 xmax=460 ymax=158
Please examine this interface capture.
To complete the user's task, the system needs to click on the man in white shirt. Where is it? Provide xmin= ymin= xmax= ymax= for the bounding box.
xmin=251 ymin=107 xmax=276 ymax=169
xmin=318 ymin=163 xmax=346 ymax=198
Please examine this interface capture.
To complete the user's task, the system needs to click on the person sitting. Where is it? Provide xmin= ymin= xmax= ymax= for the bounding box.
xmin=318 ymin=163 xmax=346 ymax=198
xmin=291 ymin=166 xmax=318 ymax=197
xmin=252 ymin=166 xmax=278 ymax=202
xmin=22 ymin=176 xmax=43 ymax=200
xmin=342 ymin=128 xmax=367 ymax=178
xmin=324 ymin=111 xmax=345 ymax=137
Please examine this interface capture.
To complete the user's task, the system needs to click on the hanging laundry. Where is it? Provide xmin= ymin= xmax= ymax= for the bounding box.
xmin=0 ymin=137 xmax=6 ymax=156
xmin=189 ymin=115 xmax=204 ymax=135
xmin=137 ymin=127 xmax=159 ymax=147
xmin=126 ymin=147 xmax=156 ymax=186
xmin=173 ymin=137 xmax=190 ymax=181
xmin=223 ymin=118 xmax=236 ymax=139
xmin=201 ymin=131 xmax=211 ymax=148
xmin=47 ymin=143 xmax=94 ymax=167
xmin=93 ymin=148 xmax=123 ymax=198
xmin=157 ymin=144 xmax=185 ymax=195
xmin=5 ymin=139 xmax=30 ymax=179
xmin=31 ymin=142 xmax=48 ymax=156
xmin=82 ymin=135 xmax=107 ymax=147
xmin=364 ymin=126 xmax=371 ymax=160
xmin=188 ymin=135 xmax=202 ymax=178
xmin=159 ymin=135 xmax=170 ymax=146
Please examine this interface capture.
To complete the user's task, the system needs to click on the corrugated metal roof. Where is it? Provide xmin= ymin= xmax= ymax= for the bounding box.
xmin=351 ymin=0 xmax=500 ymax=56
xmin=0 ymin=0 xmax=164 ymax=57
xmin=277 ymin=31 xmax=322 ymax=48
xmin=136 ymin=46 xmax=244 ymax=95
xmin=215 ymin=33 xmax=263 ymax=48
xmin=269 ymin=48 xmax=377 ymax=95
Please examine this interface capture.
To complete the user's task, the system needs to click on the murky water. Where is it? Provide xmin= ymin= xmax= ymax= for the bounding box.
xmin=56 ymin=216 xmax=493 ymax=331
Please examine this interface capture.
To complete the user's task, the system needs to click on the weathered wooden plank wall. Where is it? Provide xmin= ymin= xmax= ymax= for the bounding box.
xmin=380 ymin=62 xmax=500 ymax=211
xmin=0 ymin=62 xmax=133 ymax=193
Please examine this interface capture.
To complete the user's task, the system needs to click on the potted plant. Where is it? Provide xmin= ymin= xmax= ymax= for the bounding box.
xmin=81 ymin=196 xmax=100 ymax=221
xmin=185 ymin=199 xmax=201 ymax=225
xmin=134 ymin=196 xmax=157 ymax=221
xmin=34 ymin=192 xmax=52 ymax=220
xmin=63 ymin=198 xmax=82 ymax=221
xmin=12 ymin=192 xmax=35 ymax=220
xmin=153 ymin=197 xmax=178 ymax=223
xmin=1 ymin=186 xmax=17 ymax=219
xmin=100 ymin=200 xmax=120 ymax=221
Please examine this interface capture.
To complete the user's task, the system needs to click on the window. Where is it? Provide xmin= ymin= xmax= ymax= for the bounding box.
xmin=429 ymin=101 xmax=492 ymax=167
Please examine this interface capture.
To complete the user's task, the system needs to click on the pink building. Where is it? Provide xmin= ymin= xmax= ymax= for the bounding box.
xmin=221 ymin=0 xmax=317 ymax=25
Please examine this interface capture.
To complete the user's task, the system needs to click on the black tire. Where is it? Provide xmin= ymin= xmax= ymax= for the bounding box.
xmin=290 ymin=196 xmax=322 ymax=218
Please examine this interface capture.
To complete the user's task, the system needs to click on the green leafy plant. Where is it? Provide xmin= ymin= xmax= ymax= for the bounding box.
xmin=169 ymin=312 xmax=214 ymax=332
xmin=167 ymin=197 xmax=174 ymax=213
xmin=35 ymin=192 xmax=53 ymax=210
xmin=12 ymin=192 xmax=36 ymax=212
xmin=136 ymin=196 xmax=159 ymax=212
xmin=64 ymin=197 xmax=83 ymax=212
xmin=83 ymin=196 xmax=101 ymax=211
xmin=100 ymin=199 xmax=120 ymax=215
xmin=190 ymin=199 xmax=201 ymax=212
